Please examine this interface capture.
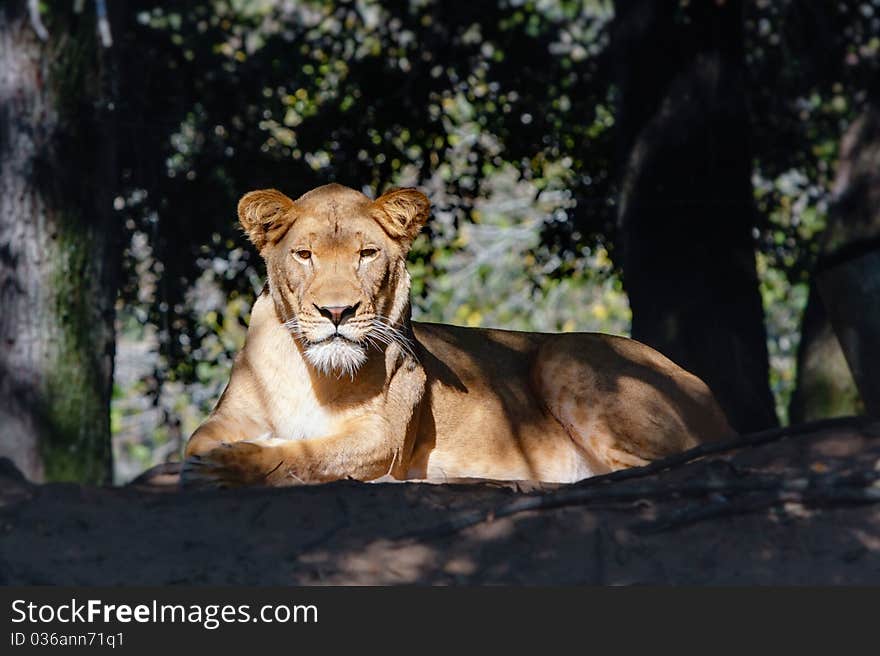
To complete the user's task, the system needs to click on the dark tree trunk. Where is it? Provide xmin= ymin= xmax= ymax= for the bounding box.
xmin=788 ymin=286 xmax=861 ymax=424
xmin=613 ymin=0 xmax=777 ymax=432
xmin=0 ymin=3 xmax=120 ymax=482
xmin=809 ymin=104 xmax=880 ymax=417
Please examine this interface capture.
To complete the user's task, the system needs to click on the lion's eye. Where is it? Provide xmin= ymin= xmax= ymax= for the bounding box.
xmin=360 ymin=248 xmax=379 ymax=259
xmin=294 ymin=249 xmax=312 ymax=261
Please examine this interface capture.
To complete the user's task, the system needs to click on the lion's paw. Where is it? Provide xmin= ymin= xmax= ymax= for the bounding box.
xmin=180 ymin=441 xmax=287 ymax=489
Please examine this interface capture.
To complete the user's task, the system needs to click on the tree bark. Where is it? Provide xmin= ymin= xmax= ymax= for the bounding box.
xmin=613 ymin=0 xmax=777 ymax=432
xmin=810 ymin=104 xmax=880 ymax=417
xmin=0 ymin=2 xmax=119 ymax=482
xmin=788 ymin=285 xmax=861 ymax=424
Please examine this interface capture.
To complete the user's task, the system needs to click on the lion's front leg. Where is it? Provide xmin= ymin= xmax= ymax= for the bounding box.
xmin=182 ymin=420 xmax=401 ymax=489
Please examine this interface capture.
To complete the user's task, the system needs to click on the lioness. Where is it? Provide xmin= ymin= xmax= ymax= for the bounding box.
xmin=182 ymin=183 xmax=732 ymax=487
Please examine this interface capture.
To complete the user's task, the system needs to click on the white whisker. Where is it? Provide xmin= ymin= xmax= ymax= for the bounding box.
xmin=281 ymin=316 xmax=306 ymax=344
xmin=369 ymin=316 xmax=418 ymax=362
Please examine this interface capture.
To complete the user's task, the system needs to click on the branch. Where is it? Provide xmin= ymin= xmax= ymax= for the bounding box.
xmin=396 ymin=419 xmax=880 ymax=540
xmin=28 ymin=0 xmax=48 ymax=41
xmin=94 ymin=0 xmax=113 ymax=48
xmin=573 ymin=415 xmax=879 ymax=490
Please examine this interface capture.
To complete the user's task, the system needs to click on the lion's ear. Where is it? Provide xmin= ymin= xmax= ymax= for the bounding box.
xmin=372 ymin=188 xmax=431 ymax=243
xmin=237 ymin=189 xmax=296 ymax=252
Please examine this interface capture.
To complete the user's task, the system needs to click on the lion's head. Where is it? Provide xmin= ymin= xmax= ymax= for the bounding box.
xmin=237 ymin=183 xmax=430 ymax=377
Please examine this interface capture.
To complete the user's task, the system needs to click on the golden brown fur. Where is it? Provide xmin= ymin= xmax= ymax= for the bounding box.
xmin=182 ymin=184 xmax=733 ymax=487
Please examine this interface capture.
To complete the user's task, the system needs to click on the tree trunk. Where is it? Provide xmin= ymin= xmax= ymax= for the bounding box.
xmin=809 ymin=103 xmax=880 ymax=417
xmin=613 ymin=0 xmax=777 ymax=432
xmin=788 ymin=285 xmax=861 ymax=424
xmin=0 ymin=3 xmax=119 ymax=483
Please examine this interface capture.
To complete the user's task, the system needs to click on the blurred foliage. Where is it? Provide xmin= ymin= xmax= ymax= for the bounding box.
xmin=108 ymin=0 xmax=880 ymax=478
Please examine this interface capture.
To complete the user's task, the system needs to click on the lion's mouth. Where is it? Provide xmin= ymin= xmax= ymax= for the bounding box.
xmin=308 ymin=333 xmax=361 ymax=346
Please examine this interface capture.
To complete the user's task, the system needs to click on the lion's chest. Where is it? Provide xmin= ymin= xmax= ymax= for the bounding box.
xmin=266 ymin=386 xmax=335 ymax=441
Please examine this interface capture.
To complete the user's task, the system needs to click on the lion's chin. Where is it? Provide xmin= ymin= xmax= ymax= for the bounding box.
xmin=304 ymin=338 xmax=367 ymax=378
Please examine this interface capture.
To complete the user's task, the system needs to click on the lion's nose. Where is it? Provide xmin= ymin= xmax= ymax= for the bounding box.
xmin=315 ymin=303 xmax=359 ymax=327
